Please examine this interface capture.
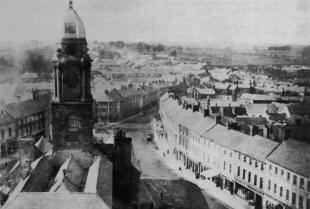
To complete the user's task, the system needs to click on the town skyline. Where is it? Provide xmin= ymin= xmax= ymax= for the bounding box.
xmin=0 ymin=0 xmax=310 ymax=48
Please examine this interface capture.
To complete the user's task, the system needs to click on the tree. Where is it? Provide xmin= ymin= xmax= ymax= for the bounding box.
xmin=22 ymin=47 xmax=54 ymax=76
xmin=169 ymin=50 xmax=177 ymax=57
xmin=301 ymin=46 xmax=310 ymax=65
xmin=116 ymin=41 xmax=125 ymax=49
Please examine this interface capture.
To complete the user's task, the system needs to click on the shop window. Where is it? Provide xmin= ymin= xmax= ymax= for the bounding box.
xmin=292 ymin=192 xmax=296 ymax=205
xmin=299 ymin=195 xmax=304 ymax=209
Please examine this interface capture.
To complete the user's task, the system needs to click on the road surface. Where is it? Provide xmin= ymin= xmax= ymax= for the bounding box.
xmin=115 ymin=112 xmax=229 ymax=209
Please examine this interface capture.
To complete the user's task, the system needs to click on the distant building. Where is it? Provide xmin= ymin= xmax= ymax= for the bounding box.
xmin=0 ymin=100 xmax=16 ymax=156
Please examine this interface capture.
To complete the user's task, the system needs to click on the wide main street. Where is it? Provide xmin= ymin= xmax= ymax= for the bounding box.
xmin=114 ymin=112 xmax=229 ymax=209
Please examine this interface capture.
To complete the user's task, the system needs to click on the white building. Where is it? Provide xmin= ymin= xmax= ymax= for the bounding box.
xmin=264 ymin=139 xmax=310 ymax=209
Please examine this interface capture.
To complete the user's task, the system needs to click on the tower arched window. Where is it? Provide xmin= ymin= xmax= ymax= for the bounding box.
xmin=68 ymin=114 xmax=81 ymax=132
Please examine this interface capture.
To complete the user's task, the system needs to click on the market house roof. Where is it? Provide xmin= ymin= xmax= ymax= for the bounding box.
xmin=3 ymin=193 xmax=109 ymax=209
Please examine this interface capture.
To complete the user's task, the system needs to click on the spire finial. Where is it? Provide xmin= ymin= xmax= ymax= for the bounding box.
xmin=69 ymin=0 xmax=73 ymax=9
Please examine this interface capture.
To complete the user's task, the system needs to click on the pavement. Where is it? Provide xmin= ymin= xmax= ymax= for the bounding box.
xmin=154 ymin=132 xmax=252 ymax=209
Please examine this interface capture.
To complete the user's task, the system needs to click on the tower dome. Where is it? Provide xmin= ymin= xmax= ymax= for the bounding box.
xmin=63 ymin=0 xmax=86 ymax=39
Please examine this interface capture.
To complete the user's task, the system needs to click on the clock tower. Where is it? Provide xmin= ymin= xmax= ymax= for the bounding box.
xmin=52 ymin=0 xmax=93 ymax=150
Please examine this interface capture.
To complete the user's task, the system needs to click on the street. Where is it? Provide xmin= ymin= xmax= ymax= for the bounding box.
xmin=115 ymin=112 xmax=229 ymax=209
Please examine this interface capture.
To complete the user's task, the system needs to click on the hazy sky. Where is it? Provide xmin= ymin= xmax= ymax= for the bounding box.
xmin=0 ymin=0 xmax=310 ymax=47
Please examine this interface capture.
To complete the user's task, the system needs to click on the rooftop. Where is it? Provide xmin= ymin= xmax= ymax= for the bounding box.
xmin=203 ymin=124 xmax=279 ymax=162
xmin=34 ymin=137 xmax=53 ymax=154
xmin=3 ymin=193 xmax=109 ymax=209
xmin=5 ymin=99 xmax=45 ymax=119
xmin=287 ymin=103 xmax=310 ymax=116
xmin=267 ymin=139 xmax=310 ymax=178
xmin=240 ymin=93 xmax=279 ymax=101
xmin=194 ymin=87 xmax=215 ymax=95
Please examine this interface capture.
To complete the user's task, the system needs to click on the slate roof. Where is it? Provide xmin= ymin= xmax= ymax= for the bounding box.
xmin=116 ymin=88 xmax=141 ymax=98
xmin=107 ymin=90 xmax=125 ymax=102
xmin=161 ymin=98 xmax=216 ymax=135
xmin=203 ymin=124 xmax=279 ymax=162
xmin=194 ymin=87 xmax=215 ymax=95
xmin=4 ymin=100 xmax=45 ymax=119
xmin=200 ymin=99 xmax=240 ymax=108
xmin=0 ymin=110 xmax=14 ymax=125
xmin=3 ymin=193 xmax=110 ymax=209
xmin=267 ymin=139 xmax=310 ymax=178
xmin=214 ymin=82 xmax=229 ymax=90
xmin=237 ymin=135 xmax=279 ymax=162
xmin=34 ymin=137 xmax=53 ymax=154
xmin=49 ymin=155 xmax=85 ymax=192
xmin=240 ymin=93 xmax=279 ymax=101
xmin=93 ymin=90 xmax=115 ymax=102
xmin=245 ymin=104 xmax=267 ymax=116
xmin=287 ymin=103 xmax=310 ymax=116
xmin=236 ymin=116 xmax=268 ymax=126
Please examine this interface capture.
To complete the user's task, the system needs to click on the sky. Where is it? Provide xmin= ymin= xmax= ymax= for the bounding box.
xmin=0 ymin=0 xmax=310 ymax=47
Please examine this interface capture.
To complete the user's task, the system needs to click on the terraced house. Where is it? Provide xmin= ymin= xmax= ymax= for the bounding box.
xmin=155 ymin=93 xmax=310 ymax=209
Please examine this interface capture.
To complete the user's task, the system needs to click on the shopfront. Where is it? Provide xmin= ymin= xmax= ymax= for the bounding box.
xmin=235 ymin=182 xmax=263 ymax=209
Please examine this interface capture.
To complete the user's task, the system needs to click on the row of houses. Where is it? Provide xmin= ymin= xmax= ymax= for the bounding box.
xmin=155 ymin=93 xmax=310 ymax=209
xmin=94 ymin=82 xmax=171 ymax=123
xmin=0 ymin=89 xmax=52 ymax=156
xmin=177 ymin=85 xmax=310 ymax=143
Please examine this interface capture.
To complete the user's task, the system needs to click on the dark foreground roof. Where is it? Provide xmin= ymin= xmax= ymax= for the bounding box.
xmin=3 ymin=193 xmax=110 ymax=209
